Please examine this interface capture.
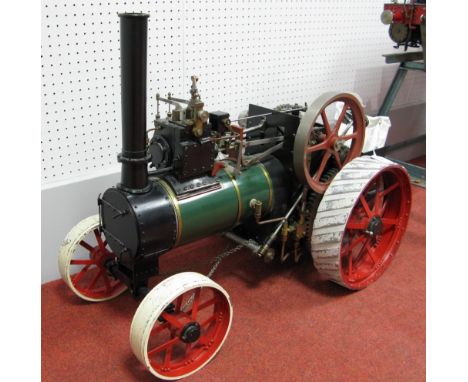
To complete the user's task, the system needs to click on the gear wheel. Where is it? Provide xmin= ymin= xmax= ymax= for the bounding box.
xmin=304 ymin=167 xmax=339 ymax=255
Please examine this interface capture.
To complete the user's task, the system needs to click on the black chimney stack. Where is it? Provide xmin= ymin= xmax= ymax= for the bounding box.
xmin=117 ymin=13 xmax=151 ymax=193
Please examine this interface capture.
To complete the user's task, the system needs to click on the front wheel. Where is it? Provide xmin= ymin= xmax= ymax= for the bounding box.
xmin=130 ymin=272 xmax=233 ymax=380
xmin=58 ymin=214 xmax=128 ymax=302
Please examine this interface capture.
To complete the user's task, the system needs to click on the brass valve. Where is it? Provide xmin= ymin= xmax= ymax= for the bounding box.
xmin=250 ymin=199 xmax=263 ymax=223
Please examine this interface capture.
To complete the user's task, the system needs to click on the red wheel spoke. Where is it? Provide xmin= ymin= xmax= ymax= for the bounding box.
xmin=359 ymin=195 xmax=373 ymax=218
xmin=179 ymin=311 xmax=193 ymax=322
xmin=148 ymin=337 xmax=179 ymax=356
xmin=305 ymin=141 xmax=327 ymax=154
xmin=72 ymin=264 xmax=91 ymax=285
xmin=334 ymin=104 xmax=350 ymax=132
xmin=87 ymin=268 xmax=104 ymax=290
xmin=348 ymin=250 xmax=354 ymax=275
xmin=321 ymin=111 xmax=332 ymax=136
xmin=185 ymin=343 xmax=192 ymax=357
xmin=332 ymin=150 xmax=343 ymax=169
xmin=200 ymin=315 xmax=217 ymax=328
xmin=70 ymin=259 xmax=94 ymax=265
xmin=79 ymin=240 xmax=94 ymax=252
xmin=373 ymin=177 xmax=385 ymax=215
xmin=102 ymin=273 xmax=112 ymax=292
xmin=381 ymin=201 xmax=388 ymax=216
xmin=160 ymin=312 xmax=185 ymax=329
xmin=347 ymin=237 xmax=369 ymax=276
xmin=365 ymin=242 xmax=378 ymax=265
xmin=198 ymin=296 xmax=217 ymax=311
xmin=163 ymin=344 xmax=174 ymax=368
xmin=93 ymin=229 xmax=106 ymax=251
xmin=198 ymin=335 xmax=209 ymax=346
xmin=348 ymin=234 xmax=367 ymax=251
xmin=175 ymin=293 xmax=184 ymax=313
xmin=339 ymin=133 xmax=357 ymax=141
xmin=191 ymin=288 xmax=201 ymax=320
xmin=187 ymin=297 xmax=217 ymax=315
xmin=346 ymin=218 xmax=368 ymax=231
xmin=381 ymin=217 xmax=399 ymax=227
xmin=150 ymin=322 xmax=170 ymax=336
xmin=381 ymin=182 xmax=400 ymax=197
xmin=374 ymin=192 xmax=384 ymax=215
xmin=353 ymin=238 xmax=371 ymax=264
xmin=314 ymin=150 xmax=331 ymax=180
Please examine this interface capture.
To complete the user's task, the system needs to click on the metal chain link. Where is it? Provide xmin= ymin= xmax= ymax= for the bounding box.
xmin=207 ymin=243 xmax=244 ymax=278
xmin=181 ymin=243 xmax=244 ymax=311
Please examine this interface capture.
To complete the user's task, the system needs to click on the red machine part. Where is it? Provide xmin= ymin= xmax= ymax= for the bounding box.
xmin=311 ymin=156 xmax=412 ymax=290
xmin=293 ymin=92 xmax=365 ymax=194
xmin=383 ymin=3 xmax=426 ymax=26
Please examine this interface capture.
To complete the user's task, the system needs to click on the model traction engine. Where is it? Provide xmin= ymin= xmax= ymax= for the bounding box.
xmin=381 ymin=0 xmax=426 ymax=50
xmin=58 ymin=13 xmax=412 ymax=380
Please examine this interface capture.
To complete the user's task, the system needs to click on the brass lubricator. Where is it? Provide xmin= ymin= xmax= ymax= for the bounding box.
xmin=187 ymin=75 xmax=207 ymax=137
xmin=157 ymin=75 xmax=209 ymax=138
xmin=251 ymin=199 xmax=263 ymax=223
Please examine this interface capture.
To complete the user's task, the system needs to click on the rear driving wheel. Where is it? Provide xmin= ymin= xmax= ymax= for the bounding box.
xmin=58 ymin=214 xmax=128 ymax=301
xmin=311 ymin=156 xmax=412 ymax=290
xmin=130 ymin=272 xmax=233 ymax=380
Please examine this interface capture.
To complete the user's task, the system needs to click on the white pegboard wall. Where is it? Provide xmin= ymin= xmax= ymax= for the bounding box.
xmin=41 ymin=0 xmax=426 ymax=186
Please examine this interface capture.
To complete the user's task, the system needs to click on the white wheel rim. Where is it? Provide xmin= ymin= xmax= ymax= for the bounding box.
xmin=58 ymin=214 xmax=128 ymax=302
xmin=130 ymin=272 xmax=233 ymax=380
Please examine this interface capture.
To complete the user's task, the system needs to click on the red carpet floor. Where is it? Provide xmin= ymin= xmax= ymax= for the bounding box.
xmin=409 ymin=155 xmax=426 ymax=168
xmin=42 ymin=186 xmax=426 ymax=382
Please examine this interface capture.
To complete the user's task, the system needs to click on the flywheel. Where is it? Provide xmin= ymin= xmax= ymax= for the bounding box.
xmin=310 ymin=156 xmax=412 ymax=290
xmin=293 ymin=92 xmax=365 ymax=194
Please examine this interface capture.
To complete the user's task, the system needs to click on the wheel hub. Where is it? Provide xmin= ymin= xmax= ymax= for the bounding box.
xmin=367 ymin=216 xmax=383 ymax=236
xmin=180 ymin=322 xmax=201 ymax=343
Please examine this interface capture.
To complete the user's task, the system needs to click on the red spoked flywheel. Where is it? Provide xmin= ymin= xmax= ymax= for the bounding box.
xmin=130 ymin=272 xmax=233 ymax=380
xmin=310 ymin=156 xmax=412 ymax=290
xmin=58 ymin=214 xmax=128 ymax=301
xmin=293 ymin=92 xmax=366 ymax=194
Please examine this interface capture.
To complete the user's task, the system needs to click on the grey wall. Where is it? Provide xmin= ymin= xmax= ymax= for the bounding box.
xmin=41 ymin=172 xmax=119 ymax=283
xmin=386 ymin=103 xmax=426 ymax=161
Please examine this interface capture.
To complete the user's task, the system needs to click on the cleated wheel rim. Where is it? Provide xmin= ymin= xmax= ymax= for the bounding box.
xmin=58 ymin=214 xmax=128 ymax=302
xmin=294 ymin=92 xmax=365 ymax=194
xmin=311 ymin=156 xmax=412 ymax=290
xmin=130 ymin=272 xmax=233 ymax=380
